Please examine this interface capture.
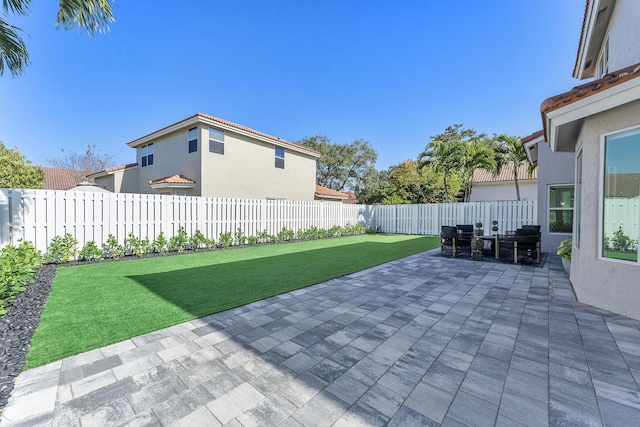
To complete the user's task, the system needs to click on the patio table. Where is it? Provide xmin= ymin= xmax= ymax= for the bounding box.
xmin=480 ymin=235 xmax=499 ymax=259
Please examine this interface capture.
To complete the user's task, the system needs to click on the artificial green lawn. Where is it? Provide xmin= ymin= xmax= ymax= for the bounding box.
xmin=604 ymin=250 xmax=638 ymax=262
xmin=25 ymin=234 xmax=439 ymax=369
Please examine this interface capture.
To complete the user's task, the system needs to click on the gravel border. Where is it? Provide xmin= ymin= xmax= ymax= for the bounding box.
xmin=0 ymin=264 xmax=56 ymax=413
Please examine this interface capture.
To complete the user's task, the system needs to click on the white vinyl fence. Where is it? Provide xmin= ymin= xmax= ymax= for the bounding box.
xmin=373 ymin=201 xmax=537 ymax=235
xmin=603 ymin=198 xmax=639 ymax=242
xmin=0 ymin=188 xmax=538 ymax=253
xmin=0 ymin=189 xmax=372 ymax=252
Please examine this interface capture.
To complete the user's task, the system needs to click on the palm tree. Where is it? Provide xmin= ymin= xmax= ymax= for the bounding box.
xmin=459 ymin=138 xmax=497 ymax=202
xmin=418 ymin=139 xmax=462 ymax=202
xmin=1 ymin=0 xmax=115 ymax=76
xmin=494 ymin=134 xmax=537 ymax=201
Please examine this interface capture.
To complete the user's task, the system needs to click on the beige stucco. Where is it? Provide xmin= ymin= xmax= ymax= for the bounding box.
xmin=199 ymin=129 xmax=317 ymax=200
xmin=605 ymin=1 xmax=640 ymax=74
xmin=469 ymin=180 xmax=537 ymax=202
xmin=93 ymin=167 xmax=140 ymax=193
xmin=570 ymin=100 xmax=640 ymax=320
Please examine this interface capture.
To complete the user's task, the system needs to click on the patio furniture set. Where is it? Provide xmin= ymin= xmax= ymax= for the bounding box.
xmin=440 ymin=224 xmax=542 ymax=264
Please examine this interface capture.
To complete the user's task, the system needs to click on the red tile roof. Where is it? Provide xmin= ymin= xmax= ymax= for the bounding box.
xmin=42 ymin=167 xmax=89 ymax=190
xmin=521 ymin=130 xmax=544 ymax=144
xmin=128 ymin=113 xmax=321 ymax=157
xmin=314 ymin=185 xmax=349 ymax=199
xmin=472 ymin=162 xmax=538 ymax=184
xmin=149 ymin=175 xmax=196 ymax=185
xmin=87 ymin=163 xmax=138 ymax=178
xmin=541 ymin=63 xmax=640 ymax=119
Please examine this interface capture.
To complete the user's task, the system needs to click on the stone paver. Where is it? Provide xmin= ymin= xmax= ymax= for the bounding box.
xmin=3 ymin=250 xmax=640 ymax=426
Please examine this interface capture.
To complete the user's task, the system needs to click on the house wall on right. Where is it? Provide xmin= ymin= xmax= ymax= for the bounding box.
xmin=571 ymin=100 xmax=640 ymax=320
xmin=536 ymin=141 xmax=575 ymax=253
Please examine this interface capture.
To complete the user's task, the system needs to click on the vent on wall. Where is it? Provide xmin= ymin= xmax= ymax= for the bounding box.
xmin=595 ymin=6 xmax=608 ymax=25
xmin=584 ymin=59 xmax=592 ymax=70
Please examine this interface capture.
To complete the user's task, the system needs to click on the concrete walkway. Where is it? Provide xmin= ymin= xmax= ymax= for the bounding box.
xmin=3 ymin=251 xmax=640 ymax=426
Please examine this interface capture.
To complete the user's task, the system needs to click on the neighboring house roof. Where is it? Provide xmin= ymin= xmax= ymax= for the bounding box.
xmin=343 ymin=192 xmax=358 ymax=204
xmin=127 ymin=113 xmax=322 ymax=159
xmin=314 ymin=185 xmax=349 ymax=200
xmin=605 ymin=173 xmax=640 ymax=198
xmin=149 ymin=175 xmax=196 ymax=185
xmin=521 ymin=130 xmax=545 ymax=166
xmin=42 ymin=167 xmax=89 ymax=190
xmin=521 ymin=130 xmax=544 ymax=144
xmin=472 ymin=162 xmax=538 ymax=184
xmin=87 ymin=163 xmax=138 ymax=179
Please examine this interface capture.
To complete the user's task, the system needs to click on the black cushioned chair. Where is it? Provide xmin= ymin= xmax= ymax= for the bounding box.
xmin=499 ymin=225 xmax=541 ymax=264
xmin=455 ymin=224 xmax=473 ymax=256
xmin=441 ymin=225 xmax=458 ymax=256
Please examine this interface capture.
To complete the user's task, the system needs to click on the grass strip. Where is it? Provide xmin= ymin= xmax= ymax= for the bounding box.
xmin=25 ymin=234 xmax=438 ymax=368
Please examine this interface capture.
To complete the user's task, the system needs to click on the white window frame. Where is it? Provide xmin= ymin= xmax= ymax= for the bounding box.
xmin=598 ymin=125 xmax=640 ymax=265
xmin=188 ymin=127 xmax=198 ymax=153
xmin=141 ymin=143 xmax=154 ymax=167
xmin=209 ymin=127 xmax=225 ymax=155
xmin=275 ymin=147 xmax=285 ymax=169
xmin=575 ymin=147 xmax=583 ymax=250
xmin=547 ymin=184 xmax=574 ymax=234
xmin=596 ymin=37 xmax=609 ymax=79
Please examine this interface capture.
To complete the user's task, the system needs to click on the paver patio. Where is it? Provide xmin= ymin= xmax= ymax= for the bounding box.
xmin=3 ymin=249 xmax=640 ymax=426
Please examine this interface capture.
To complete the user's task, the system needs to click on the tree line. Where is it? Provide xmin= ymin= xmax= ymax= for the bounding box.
xmin=297 ymin=124 xmax=536 ymax=204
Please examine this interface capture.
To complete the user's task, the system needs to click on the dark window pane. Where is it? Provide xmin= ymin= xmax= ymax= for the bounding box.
xmin=275 ymin=158 xmax=284 ymax=169
xmin=210 ymin=140 xmax=224 ymax=154
xmin=148 ymin=154 xmax=154 ymax=165
xmin=275 ymin=147 xmax=284 ymax=158
xmin=189 ymin=139 xmax=197 ymax=153
xmin=141 ymin=156 xmax=147 ymax=167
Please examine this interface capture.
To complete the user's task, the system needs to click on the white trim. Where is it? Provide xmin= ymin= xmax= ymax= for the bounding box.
xmin=87 ymin=165 xmax=138 ymax=179
xmin=523 ymin=134 xmax=544 ymax=165
xmin=149 ymin=182 xmax=196 ymax=190
xmin=597 ymin=126 xmax=640 ymax=265
xmin=547 ymin=183 xmax=575 ymax=235
xmin=574 ymin=145 xmax=584 ymax=250
xmin=546 ymin=77 xmax=640 ymax=151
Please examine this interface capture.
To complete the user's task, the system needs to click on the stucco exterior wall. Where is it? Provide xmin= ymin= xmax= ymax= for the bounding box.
xmin=606 ymin=0 xmax=640 ymax=72
xmin=537 ymin=142 xmax=575 ymax=253
xmin=199 ymin=129 xmax=316 ymax=200
xmin=570 ymin=99 xmax=640 ymax=320
xmin=135 ymin=130 xmax=202 ymax=195
xmin=469 ymin=181 xmax=537 ymax=202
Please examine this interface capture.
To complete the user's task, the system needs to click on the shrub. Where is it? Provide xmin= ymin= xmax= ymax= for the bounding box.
xmin=45 ymin=233 xmax=78 ymax=264
xmin=168 ymin=227 xmax=189 ymax=252
xmin=79 ymin=241 xmax=103 ymax=261
xmin=257 ymin=230 xmax=276 ymax=244
xmin=127 ymin=233 xmax=152 ymax=257
xmin=153 ymin=232 xmax=168 ymax=253
xmin=609 ymin=226 xmax=637 ymax=252
xmin=277 ymin=227 xmax=295 ymax=242
xmin=219 ymin=231 xmax=233 ymax=248
xmin=189 ymin=230 xmax=209 ymax=251
xmin=103 ymin=234 xmax=126 ymax=259
xmin=234 ymin=228 xmax=247 ymax=246
xmin=557 ymin=237 xmax=572 ymax=261
xmin=0 ymin=240 xmax=42 ymax=315
xmin=328 ymin=225 xmax=343 ymax=238
xmin=366 ymin=226 xmax=381 ymax=234
xmin=247 ymin=235 xmax=258 ymax=246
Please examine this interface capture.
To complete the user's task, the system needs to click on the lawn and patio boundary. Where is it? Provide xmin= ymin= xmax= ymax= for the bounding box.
xmin=0 ymin=188 xmax=537 ymax=252
xmin=24 ymin=234 xmax=440 ymax=369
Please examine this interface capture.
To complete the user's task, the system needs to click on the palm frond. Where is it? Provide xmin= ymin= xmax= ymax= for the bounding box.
xmin=2 ymin=0 xmax=31 ymax=15
xmin=56 ymin=0 xmax=115 ymax=37
xmin=0 ymin=17 xmax=30 ymax=76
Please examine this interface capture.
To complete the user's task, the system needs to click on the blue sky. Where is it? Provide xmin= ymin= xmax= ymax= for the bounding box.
xmin=0 ymin=1 xmax=585 ymax=171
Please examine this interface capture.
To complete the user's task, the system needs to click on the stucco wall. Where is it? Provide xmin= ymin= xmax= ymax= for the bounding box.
xmin=469 ymin=181 xmax=537 ymax=202
xmin=606 ymin=0 xmax=640 ymax=72
xmin=570 ymin=99 xmax=640 ymax=320
xmin=199 ymin=129 xmax=317 ymax=200
xmin=135 ymin=130 xmax=202 ymax=195
xmin=537 ymin=142 xmax=575 ymax=253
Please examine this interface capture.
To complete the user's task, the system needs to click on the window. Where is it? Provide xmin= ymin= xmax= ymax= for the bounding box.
xmin=548 ymin=185 xmax=574 ymax=233
xmin=141 ymin=143 xmax=154 ymax=167
xmin=209 ymin=127 xmax=225 ymax=155
xmin=602 ymin=128 xmax=640 ymax=262
xmin=275 ymin=147 xmax=284 ymax=169
xmin=188 ymin=127 xmax=198 ymax=153
xmin=596 ymin=38 xmax=609 ymax=79
xmin=575 ymin=149 xmax=583 ymax=248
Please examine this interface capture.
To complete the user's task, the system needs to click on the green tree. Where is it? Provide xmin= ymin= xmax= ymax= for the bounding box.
xmin=0 ymin=142 xmax=44 ymax=188
xmin=297 ymin=134 xmax=378 ymax=192
xmin=1 ymin=0 xmax=116 ymax=77
xmin=459 ymin=137 xmax=497 ymax=202
xmin=494 ymin=134 xmax=537 ymax=201
xmin=45 ymin=143 xmax=115 ymax=173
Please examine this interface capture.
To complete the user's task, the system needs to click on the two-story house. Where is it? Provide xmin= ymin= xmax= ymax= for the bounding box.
xmin=89 ymin=113 xmax=322 ymax=201
xmin=533 ymin=0 xmax=640 ymax=319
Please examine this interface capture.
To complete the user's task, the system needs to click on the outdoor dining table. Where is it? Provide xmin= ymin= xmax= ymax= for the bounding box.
xmin=479 ymin=235 xmax=500 ymax=259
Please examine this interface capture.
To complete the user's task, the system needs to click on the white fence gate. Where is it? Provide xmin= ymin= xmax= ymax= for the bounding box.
xmin=0 ymin=188 xmax=538 ymax=253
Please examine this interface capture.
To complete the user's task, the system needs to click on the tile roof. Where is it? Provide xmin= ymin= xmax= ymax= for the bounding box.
xmin=149 ymin=175 xmax=196 ymax=185
xmin=472 ymin=162 xmax=538 ymax=184
xmin=42 ymin=167 xmax=89 ymax=190
xmin=314 ymin=185 xmax=349 ymax=199
xmin=541 ymin=62 xmax=640 ymax=118
xmin=87 ymin=163 xmax=138 ymax=178
xmin=128 ymin=113 xmax=321 ymax=157
xmin=521 ymin=130 xmax=544 ymax=144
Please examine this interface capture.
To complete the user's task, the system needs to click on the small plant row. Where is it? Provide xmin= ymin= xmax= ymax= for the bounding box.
xmin=41 ymin=223 xmax=378 ymax=264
